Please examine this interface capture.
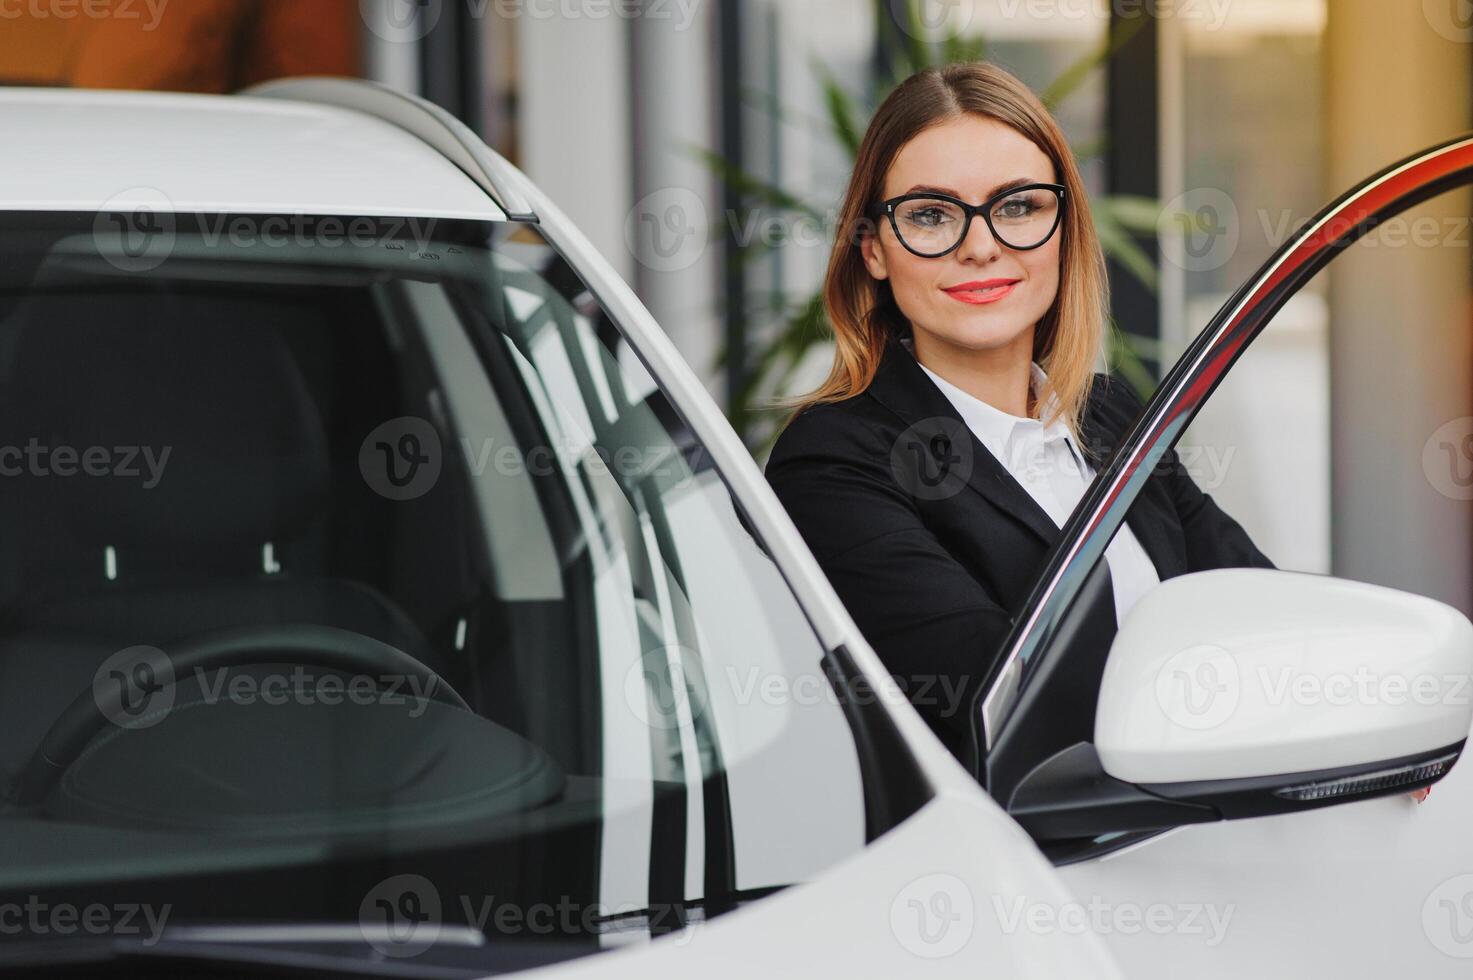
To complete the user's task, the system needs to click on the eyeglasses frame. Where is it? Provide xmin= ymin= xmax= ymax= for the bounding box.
xmin=868 ymin=182 xmax=1068 ymax=257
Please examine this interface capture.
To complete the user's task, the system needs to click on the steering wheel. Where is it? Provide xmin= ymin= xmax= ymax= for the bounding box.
xmin=12 ymin=623 xmax=469 ymax=806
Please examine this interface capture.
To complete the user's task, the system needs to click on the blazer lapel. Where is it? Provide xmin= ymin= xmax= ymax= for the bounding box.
xmin=865 ymin=332 xmax=1062 ymax=547
xmin=865 ymin=331 xmax=1189 ymax=581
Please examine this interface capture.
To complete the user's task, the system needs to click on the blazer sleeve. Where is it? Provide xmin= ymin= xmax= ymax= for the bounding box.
xmin=1100 ymin=376 xmax=1276 ymax=573
xmin=764 ymin=406 xmax=1012 ymax=754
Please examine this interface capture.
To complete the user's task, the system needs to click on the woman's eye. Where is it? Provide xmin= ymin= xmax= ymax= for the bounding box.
xmin=996 ymin=198 xmax=1038 ymax=219
xmin=908 ymin=208 xmax=949 ymax=227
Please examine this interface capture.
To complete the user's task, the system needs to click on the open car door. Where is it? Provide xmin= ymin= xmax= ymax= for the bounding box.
xmin=973 ymin=132 xmax=1473 ymax=978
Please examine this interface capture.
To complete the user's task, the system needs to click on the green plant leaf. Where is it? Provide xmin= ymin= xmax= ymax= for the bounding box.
xmin=686 ymin=144 xmax=825 ymax=220
xmin=1094 ymin=207 xmax=1159 ymax=292
xmin=1040 ymin=12 xmax=1148 ymax=109
xmin=811 ymin=58 xmax=864 ymax=158
xmin=941 ymin=31 xmax=987 ymax=66
xmin=1093 ymin=193 xmax=1164 ymax=234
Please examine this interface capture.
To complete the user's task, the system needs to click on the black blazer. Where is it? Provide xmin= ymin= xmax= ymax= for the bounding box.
xmin=764 ymin=330 xmax=1275 ymax=761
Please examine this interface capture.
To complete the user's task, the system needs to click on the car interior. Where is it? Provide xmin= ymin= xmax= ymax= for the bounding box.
xmin=0 ymin=225 xmax=613 ymax=846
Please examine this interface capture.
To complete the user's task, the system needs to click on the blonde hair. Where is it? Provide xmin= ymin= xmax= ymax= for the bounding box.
xmin=781 ymin=61 xmax=1109 ymax=442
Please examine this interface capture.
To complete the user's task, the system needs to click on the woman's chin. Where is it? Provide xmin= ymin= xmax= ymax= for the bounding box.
xmin=927 ymin=321 xmax=1030 ymax=353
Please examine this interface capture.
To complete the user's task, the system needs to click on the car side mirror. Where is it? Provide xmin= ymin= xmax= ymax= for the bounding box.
xmin=1008 ymin=569 xmax=1473 ymax=845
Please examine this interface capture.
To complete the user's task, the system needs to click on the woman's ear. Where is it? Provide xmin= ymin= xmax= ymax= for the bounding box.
xmin=860 ymin=224 xmax=889 ymax=281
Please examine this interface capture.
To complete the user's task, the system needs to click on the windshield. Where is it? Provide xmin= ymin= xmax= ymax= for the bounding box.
xmin=0 ymin=211 xmax=899 ymax=970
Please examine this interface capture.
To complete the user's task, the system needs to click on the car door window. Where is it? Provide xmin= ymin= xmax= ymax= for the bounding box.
xmin=974 ymin=136 xmax=1473 ymax=857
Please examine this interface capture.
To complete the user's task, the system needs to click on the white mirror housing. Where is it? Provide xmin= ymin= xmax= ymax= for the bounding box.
xmin=1095 ymin=569 xmax=1473 ymax=786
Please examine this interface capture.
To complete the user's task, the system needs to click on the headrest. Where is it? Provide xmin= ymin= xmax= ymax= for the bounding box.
xmin=0 ymin=290 xmax=331 ymax=554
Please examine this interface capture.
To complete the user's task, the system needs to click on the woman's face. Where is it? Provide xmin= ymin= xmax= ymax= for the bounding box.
xmin=861 ymin=115 xmax=1062 ymax=357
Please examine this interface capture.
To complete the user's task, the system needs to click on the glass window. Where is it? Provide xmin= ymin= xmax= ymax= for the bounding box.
xmin=0 ymin=211 xmax=895 ymax=968
xmin=1160 ymin=0 xmax=1330 ymax=570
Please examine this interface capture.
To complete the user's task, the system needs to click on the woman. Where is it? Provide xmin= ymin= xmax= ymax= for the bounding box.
xmin=764 ymin=62 xmax=1274 ymax=764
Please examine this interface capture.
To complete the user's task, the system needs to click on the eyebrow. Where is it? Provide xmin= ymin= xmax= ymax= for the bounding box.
xmin=898 ymin=177 xmax=1042 ymax=200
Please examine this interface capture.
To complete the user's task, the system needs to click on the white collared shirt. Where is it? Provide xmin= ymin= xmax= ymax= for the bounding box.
xmin=904 ymin=339 xmax=1160 ymax=626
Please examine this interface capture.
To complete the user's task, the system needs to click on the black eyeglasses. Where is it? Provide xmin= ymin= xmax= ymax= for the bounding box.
xmin=868 ymin=182 xmax=1066 ymax=257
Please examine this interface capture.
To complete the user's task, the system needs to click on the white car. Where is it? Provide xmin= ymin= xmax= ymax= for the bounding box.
xmin=0 ymin=79 xmax=1468 ymax=979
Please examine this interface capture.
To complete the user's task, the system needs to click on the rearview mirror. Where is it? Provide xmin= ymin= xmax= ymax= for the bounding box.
xmin=1009 ymin=569 xmax=1473 ymax=844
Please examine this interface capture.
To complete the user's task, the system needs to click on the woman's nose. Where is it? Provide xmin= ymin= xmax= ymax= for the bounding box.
xmin=954 ymin=210 xmax=1004 ymax=263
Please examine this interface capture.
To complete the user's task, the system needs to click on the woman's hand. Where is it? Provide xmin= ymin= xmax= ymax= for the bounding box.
xmin=1409 ymin=786 xmax=1432 ymax=803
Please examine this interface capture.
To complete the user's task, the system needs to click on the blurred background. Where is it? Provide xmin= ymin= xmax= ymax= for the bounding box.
xmin=2 ymin=0 xmax=1471 ymax=612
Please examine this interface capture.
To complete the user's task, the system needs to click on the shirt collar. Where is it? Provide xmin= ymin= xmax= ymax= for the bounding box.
xmin=900 ymin=334 xmax=1076 ymax=465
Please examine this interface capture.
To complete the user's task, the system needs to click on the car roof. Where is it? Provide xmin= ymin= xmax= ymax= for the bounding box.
xmin=0 ymin=87 xmax=507 ymax=221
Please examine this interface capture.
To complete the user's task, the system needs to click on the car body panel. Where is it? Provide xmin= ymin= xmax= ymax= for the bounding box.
xmin=0 ymin=88 xmax=506 ymax=220
xmin=1061 ymin=752 xmax=1473 ymax=977
xmin=539 ymin=792 xmax=1123 ymax=979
